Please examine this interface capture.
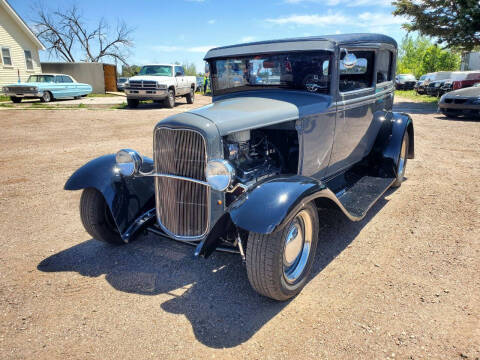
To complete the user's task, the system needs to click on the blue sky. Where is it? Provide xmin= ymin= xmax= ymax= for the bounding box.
xmin=10 ymin=0 xmax=408 ymax=72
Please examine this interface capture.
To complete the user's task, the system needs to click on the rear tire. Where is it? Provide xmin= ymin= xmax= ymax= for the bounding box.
xmin=246 ymin=202 xmax=319 ymax=301
xmin=186 ymin=87 xmax=195 ymax=104
xmin=392 ymin=131 xmax=409 ymax=188
xmin=127 ymin=98 xmax=139 ymax=108
xmin=11 ymin=96 xmax=21 ymax=103
xmin=164 ymin=89 xmax=175 ymax=108
xmin=80 ymin=188 xmax=124 ymax=245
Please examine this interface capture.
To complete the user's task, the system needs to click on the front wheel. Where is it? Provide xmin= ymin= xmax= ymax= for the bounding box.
xmin=11 ymin=96 xmax=21 ymax=103
xmin=186 ymin=87 xmax=195 ymax=104
xmin=246 ymin=202 xmax=319 ymax=301
xmin=392 ymin=131 xmax=409 ymax=188
xmin=127 ymin=98 xmax=139 ymax=108
xmin=80 ymin=188 xmax=124 ymax=244
xmin=40 ymin=91 xmax=52 ymax=103
xmin=164 ymin=89 xmax=175 ymax=108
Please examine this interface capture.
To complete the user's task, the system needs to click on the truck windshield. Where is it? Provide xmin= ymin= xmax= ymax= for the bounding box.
xmin=27 ymin=75 xmax=54 ymax=83
xmin=138 ymin=65 xmax=172 ymax=76
xmin=210 ymin=51 xmax=332 ymax=95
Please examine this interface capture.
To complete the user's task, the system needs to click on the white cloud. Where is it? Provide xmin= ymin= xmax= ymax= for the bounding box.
xmin=283 ymin=0 xmax=392 ymax=6
xmin=240 ymin=36 xmax=256 ymax=42
xmin=207 ymin=19 xmax=216 ymax=24
xmin=266 ymin=13 xmax=349 ymax=26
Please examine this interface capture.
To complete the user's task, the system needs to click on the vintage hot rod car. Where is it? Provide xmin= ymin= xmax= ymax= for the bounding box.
xmin=65 ymin=34 xmax=414 ymax=301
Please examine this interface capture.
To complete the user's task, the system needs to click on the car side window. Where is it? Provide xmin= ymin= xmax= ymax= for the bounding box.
xmin=62 ymin=75 xmax=73 ymax=83
xmin=339 ymin=50 xmax=375 ymax=92
xmin=376 ymin=50 xmax=393 ymax=84
xmin=175 ymin=66 xmax=184 ymax=76
xmin=55 ymin=76 xmax=63 ymax=83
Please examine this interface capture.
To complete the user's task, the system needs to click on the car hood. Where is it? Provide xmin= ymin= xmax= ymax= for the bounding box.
xmin=129 ymin=75 xmax=171 ymax=82
xmin=444 ymin=86 xmax=480 ymax=98
xmin=188 ymin=90 xmax=332 ymax=136
xmin=4 ymin=82 xmax=53 ymax=87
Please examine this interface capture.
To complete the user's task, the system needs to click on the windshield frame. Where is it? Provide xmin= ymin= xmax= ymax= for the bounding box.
xmin=27 ymin=75 xmax=55 ymax=83
xmin=208 ymin=50 xmax=333 ymax=97
xmin=137 ymin=65 xmax=173 ymax=77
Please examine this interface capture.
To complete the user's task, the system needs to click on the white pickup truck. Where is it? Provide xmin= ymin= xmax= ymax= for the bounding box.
xmin=124 ymin=64 xmax=196 ymax=108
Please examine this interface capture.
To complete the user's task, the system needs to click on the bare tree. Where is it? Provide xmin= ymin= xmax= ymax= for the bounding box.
xmin=33 ymin=5 xmax=134 ymax=65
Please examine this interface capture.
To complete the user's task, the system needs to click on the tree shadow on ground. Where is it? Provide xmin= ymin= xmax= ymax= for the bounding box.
xmin=393 ymin=101 xmax=438 ymax=114
xmin=38 ymin=192 xmax=392 ymax=348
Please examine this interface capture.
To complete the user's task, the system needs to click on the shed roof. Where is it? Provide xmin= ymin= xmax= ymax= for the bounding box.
xmin=204 ymin=33 xmax=396 ymax=60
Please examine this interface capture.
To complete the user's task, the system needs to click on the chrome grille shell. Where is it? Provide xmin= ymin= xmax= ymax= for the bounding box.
xmin=154 ymin=127 xmax=210 ymax=239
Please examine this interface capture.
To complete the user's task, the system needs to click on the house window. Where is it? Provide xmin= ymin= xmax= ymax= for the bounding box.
xmin=24 ymin=50 xmax=33 ymax=70
xmin=2 ymin=47 xmax=12 ymax=66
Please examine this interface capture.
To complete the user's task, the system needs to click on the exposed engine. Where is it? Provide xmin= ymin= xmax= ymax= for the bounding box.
xmin=223 ymin=127 xmax=298 ymax=186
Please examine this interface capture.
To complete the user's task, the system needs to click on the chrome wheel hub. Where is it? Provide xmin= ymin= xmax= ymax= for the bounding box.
xmin=283 ymin=210 xmax=313 ymax=284
xmin=398 ymin=135 xmax=407 ymax=176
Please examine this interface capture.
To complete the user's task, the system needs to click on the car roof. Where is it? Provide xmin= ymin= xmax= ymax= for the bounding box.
xmin=142 ymin=64 xmax=176 ymax=67
xmin=204 ymin=33 xmax=397 ymax=60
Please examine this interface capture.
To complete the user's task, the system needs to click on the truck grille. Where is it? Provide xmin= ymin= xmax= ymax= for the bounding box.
xmin=128 ymin=80 xmax=157 ymax=89
xmin=154 ymin=127 xmax=209 ymax=238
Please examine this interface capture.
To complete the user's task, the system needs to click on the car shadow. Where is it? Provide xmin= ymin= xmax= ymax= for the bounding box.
xmin=38 ymin=193 xmax=391 ymax=348
xmin=393 ymin=101 xmax=438 ymax=114
xmin=432 ymin=113 xmax=480 ymax=122
xmin=122 ymin=100 xmax=192 ymax=110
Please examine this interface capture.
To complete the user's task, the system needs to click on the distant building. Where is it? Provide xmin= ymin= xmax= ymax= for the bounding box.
xmin=461 ymin=52 xmax=480 ymax=71
xmin=0 ymin=0 xmax=45 ymax=86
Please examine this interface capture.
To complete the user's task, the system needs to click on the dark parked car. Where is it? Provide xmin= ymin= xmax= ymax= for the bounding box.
xmin=65 ymin=34 xmax=414 ymax=301
xmin=395 ymin=74 xmax=416 ymax=90
xmin=441 ymin=71 xmax=480 ymax=94
xmin=415 ymin=73 xmax=435 ymax=94
xmin=439 ymin=82 xmax=480 ymax=118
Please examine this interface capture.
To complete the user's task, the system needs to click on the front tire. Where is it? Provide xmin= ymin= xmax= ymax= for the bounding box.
xmin=127 ymin=98 xmax=139 ymax=108
xmin=246 ymin=202 xmax=319 ymax=301
xmin=80 ymin=188 xmax=124 ymax=245
xmin=40 ymin=91 xmax=52 ymax=103
xmin=11 ymin=96 xmax=21 ymax=103
xmin=164 ymin=89 xmax=175 ymax=108
xmin=392 ymin=131 xmax=409 ymax=188
xmin=186 ymin=87 xmax=195 ymax=104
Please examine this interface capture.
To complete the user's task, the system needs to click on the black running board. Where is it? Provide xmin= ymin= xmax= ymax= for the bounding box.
xmin=327 ymin=175 xmax=395 ymax=220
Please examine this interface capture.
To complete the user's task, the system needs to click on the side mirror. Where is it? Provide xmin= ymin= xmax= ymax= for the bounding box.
xmin=343 ymin=52 xmax=358 ymax=69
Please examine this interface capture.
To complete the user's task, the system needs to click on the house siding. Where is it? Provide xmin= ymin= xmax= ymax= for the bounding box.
xmin=0 ymin=5 xmax=42 ymax=87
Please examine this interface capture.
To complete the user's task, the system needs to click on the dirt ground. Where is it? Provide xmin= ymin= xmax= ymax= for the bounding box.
xmin=0 ymin=95 xmax=478 ymax=359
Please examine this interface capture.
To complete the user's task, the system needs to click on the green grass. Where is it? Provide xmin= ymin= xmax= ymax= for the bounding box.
xmin=110 ymin=102 xmax=127 ymax=109
xmin=87 ymin=93 xmax=119 ymax=97
xmin=0 ymin=95 xmax=10 ymax=102
xmin=395 ymin=90 xmax=439 ymax=104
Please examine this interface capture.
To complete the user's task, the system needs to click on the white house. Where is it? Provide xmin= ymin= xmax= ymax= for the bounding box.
xmin=461 ymin=52 xmax=480 ymax=71
xmin=0 ymin=0 xmax=45 ymax=86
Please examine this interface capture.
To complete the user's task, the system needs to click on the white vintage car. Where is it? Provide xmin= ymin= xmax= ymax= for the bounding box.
xmin=124 ymin=64 xmax=196 ymax=108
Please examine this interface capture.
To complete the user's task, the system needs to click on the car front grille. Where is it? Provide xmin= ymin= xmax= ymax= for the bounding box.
xmin=453 ymin=98 xmax=467 ymax=104
xmin=128 ymin=80 xmax=157 ymax=89
xmin=6 ymin=86 xmax=36 ymax=93
xmin=154 ymin=127 xmax=209 ymax=238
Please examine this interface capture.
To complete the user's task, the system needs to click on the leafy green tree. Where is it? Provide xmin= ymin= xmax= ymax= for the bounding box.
xmin=393 ymin=0 xmax=480 ymax=51
xmin=396 ymin=35 xmax=460 ymax=77
xmin=182 ymin=62 xmax=197 ymax=76
xmin=121 ymin=65 xmax=141 ymax=77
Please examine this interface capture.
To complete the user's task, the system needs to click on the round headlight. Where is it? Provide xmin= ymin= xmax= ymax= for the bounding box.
xmin=206 ymin=159 xmax=235 ymax=191
xmin=115 ymin=149 xmax=142 ymax=176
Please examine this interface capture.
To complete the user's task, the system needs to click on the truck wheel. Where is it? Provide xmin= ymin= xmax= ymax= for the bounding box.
xmin=164 ymin=89 xmax=175 ymax=108
xmin=127 ymin=99 xmax=139 ymax=108
xmin=246 ymin=202 xmax=319 ymax=301
xmin=80 ymin=188 xmax=124 ymax=245
xmin=40 ymin=91 xmax=52 ymax=103
xmin=186 ymin=87 xmax=195 ymax=104
xmin=392 ymin=131 xmax=409 ymax=188
xmin=11 ymin=96 xmax=21 ymax=103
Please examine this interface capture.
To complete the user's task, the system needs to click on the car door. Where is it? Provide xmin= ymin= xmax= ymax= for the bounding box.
xmin=51 ymin=76 xmax=67 ymax=98
xmin=61 ymin=75 xmax=77 ymax=96
xmin=328 ymin=49 xmax=377 ymax=175
xmin=174 ymin=66 xmax=186 ymax=94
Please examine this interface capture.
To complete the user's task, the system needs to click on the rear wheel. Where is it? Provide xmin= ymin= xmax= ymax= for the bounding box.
xmin=11 ymin=96 xmax=21 ymax=103
xmin=40 ymin=91 xmax=52 ymax=103
xmin=186 ymin=87 xmax=195 ymax=104
xmin=127 ymin=98 xmax=139 ymax=108
xmin=164 ymin=89 xmax=175 ymax=108
xmin=392 ymin=131 xmax=409 ymax=188
xmin=80 ymin=188 xmax=124 ymax=245
xmin=246 ymin=202 xmax=319 ymax=301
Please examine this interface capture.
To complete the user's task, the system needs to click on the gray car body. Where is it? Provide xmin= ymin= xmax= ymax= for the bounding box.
xmin=439 ymin=85 xmax=480 ymax=113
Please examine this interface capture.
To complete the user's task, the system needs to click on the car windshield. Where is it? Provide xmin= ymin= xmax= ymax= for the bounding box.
xmin=27 ymin=75 xmax=54 ymax=83
xmin=210 ymin=51 xmax=332 ymax=95
xmin=138 ymin=65 xmax=172 ymax=76
xmin=399 ymin=75 xmax=416 ymax=81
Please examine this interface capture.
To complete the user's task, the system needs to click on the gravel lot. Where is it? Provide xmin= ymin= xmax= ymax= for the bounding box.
xmin=0 ymin=95 xmax=478 ymax=359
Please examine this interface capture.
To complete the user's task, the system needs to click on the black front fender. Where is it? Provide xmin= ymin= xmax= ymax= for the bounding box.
xmin=65 ymin=155 xmax=155 ymax=241
xmin=228 ymin=175 xmax=329 ymax=234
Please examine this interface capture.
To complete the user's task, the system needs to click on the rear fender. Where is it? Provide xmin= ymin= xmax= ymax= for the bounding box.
xmin=64 ymin=155 xmax=155 ymax=241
